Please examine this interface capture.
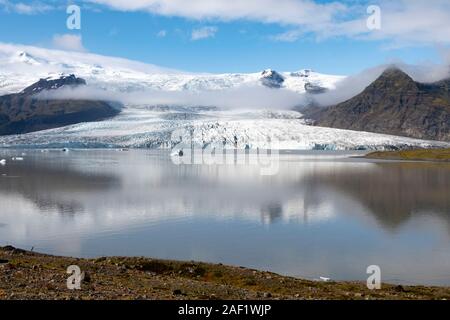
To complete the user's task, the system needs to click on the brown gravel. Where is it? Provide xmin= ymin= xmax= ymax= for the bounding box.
xmin=1 ymin=246 xmax=449 ymax=300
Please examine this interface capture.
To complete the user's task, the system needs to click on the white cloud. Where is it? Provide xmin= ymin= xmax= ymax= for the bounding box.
xmin=362 ymin=0 xmax=450 ymax=46
xmin=271 ymin=30 xmax=305 ymax=42
xmin=191 ymin=26 xmax=218 ymax=41
xmin=88 ymin=0 xmax=450 ymax=47
xmin=156 ymin=29 xmax=167 ymax=37
xmin=52 ymin=34 xmax=87 ymax=52
xmin=0 ymin=0 xmax=53 ymax=14
xmin=88 ymin=0 xmax=345 ymax=26
xmin=38 ymin=84 xmax=306 ymax=110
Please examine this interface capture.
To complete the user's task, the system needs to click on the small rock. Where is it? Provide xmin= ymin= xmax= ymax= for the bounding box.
xmin=263 ymin=292 xmax=272 ymax=298
xmin=82 ymin=272 xmax=91 ymax=283
xmin=173 ymin=289 xmax=183 ymax=295
xmin=395 ymin=285 xmax=405 ymax=292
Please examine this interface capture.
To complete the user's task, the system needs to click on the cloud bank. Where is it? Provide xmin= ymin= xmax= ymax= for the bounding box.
xmin=88 ymin=0 xmax=344 ymax=27
xmin=37 ymin=84 xmax=307 ymax=110
xmin=88 ymin=0 xmax=450 ymax=46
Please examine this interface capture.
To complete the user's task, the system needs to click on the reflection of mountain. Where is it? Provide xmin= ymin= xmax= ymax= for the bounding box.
xmin=306 ymin=162 xmax=450 ymax=230
xmin=1 ymin=150 xmax=450 ymax=236
xmin=0 ymin=155 xmax=120 ymax=215
xmin=261 ymin=202 xmax=283 ymax=224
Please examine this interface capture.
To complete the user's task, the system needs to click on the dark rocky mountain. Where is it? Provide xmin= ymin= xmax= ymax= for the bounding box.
xmin=305 ymin=68 xmax=450 ymax=141
xmin=21 ymin=74 xmax=87 ymax=95
xmin=260 ymin=69 xmax=285 ymax=88
xmin=0 ymin=75 xmax=120 ymax=136
xmin=304 ymin=82 xmax=327 ymax=94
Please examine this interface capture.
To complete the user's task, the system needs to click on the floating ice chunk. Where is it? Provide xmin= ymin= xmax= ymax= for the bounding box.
xmin=12 ymin=157 xmax=24 ymax=161
xmin=0 ymin=159 xmax=6 ymax=165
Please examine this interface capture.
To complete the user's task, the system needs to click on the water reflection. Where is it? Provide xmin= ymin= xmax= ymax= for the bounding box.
xmin=307 ymin=162 xmax=450 ymax=230
xmin=0 ymin=149 xmax=449 ymax=285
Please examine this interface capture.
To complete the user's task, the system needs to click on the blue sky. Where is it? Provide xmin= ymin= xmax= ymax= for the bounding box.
xmin=0 ymin=0 xmax=449 ymax=74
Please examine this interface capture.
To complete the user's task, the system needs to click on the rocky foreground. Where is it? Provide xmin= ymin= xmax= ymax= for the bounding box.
xmin=1 ymin=246 xmax=450 ymax=300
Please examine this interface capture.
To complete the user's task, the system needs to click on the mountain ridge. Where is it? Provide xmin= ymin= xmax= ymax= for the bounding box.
xmin=304 ymin=68 xmax=450 ymax=141
xmin=0 ymin=44 xmax=345 ymax=96
xmin=0 ymin=75 xmax=120 ymax=136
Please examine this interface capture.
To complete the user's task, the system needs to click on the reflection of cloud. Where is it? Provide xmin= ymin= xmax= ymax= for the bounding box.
xmin=0 ymin=151 xmax=345 ymax=244
xmin=1 ymin=150 xmax=450 ymax=250
xmin=2 ymin=150 xmax=450 ymax=284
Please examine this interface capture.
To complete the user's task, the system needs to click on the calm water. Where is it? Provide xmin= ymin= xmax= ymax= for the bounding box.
xmin=0 ymin=149 xmax=449 ymax=286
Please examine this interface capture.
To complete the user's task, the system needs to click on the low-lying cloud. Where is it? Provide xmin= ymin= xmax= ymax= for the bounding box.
xmin=37 ymin=84 xmax=307 ymax=109
xmin=36 ymin=49 xmax=450 ymax=110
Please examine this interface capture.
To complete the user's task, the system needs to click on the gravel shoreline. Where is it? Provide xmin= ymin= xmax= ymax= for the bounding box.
xmin=1 ymin=246 xmax=449 ymax=300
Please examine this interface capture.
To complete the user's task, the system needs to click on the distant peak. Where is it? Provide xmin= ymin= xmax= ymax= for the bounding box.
xmin=379 ymin=67 xmax=413 ymax=80
xmin=368 ymin=67 xmax=417 ymax=91
xmin=261 ymin=69 xmax=278 ymax=76
xmin=14 ymin=51 xmax=41 ymax=65
xmin=21 ymin=74 xmax=87 ymax=95
xmin=290 ymin=69 xmax=313 ymax=77
xmin=260 ymin=69 xmax=285 ymax=88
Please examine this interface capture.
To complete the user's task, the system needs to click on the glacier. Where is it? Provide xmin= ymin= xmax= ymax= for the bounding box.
xmin=0 ymin=43 xmax=449 ymax=151
xmin=0 ymin=106 xmax=448 ymax=150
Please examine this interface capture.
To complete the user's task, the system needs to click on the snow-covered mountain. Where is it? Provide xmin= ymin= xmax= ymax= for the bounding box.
xmin=0 ymin=43 xmax=448 ymax=151
xmin=0 ymin=43 xmax=344 ymax=95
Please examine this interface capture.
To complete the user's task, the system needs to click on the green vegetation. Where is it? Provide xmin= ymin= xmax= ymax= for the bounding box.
xmin=366 ymin=148 xmax=450 ymax=162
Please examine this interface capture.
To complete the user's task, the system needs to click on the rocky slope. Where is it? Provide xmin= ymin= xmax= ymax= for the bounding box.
xmin=305 ymin=68 xmax=450 ymax=141
xmin=0 ymin=75 xmax=120 ymax=135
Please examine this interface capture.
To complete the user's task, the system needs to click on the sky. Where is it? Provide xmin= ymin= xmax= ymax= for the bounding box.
xmin=0 ymin=0 xmax=449 ymax=75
